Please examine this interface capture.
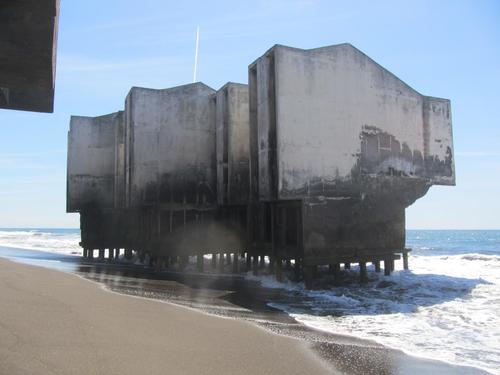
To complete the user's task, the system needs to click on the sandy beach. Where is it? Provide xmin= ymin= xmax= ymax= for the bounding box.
xmin=0 ymin=257 xmax=332 ymax=375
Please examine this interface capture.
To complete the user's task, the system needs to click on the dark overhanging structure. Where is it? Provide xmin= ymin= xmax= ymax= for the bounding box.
xmin=0 ymin=0 xmax=60 ymax=113
xmin=67 ymin=44 xmax=455 ymax=288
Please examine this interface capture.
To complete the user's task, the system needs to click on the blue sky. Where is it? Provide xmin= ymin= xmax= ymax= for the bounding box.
xmin=0 ymin=0 xmax=499 ymax=228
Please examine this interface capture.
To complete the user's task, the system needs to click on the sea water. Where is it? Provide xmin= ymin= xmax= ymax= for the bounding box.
xmin=266 ymin=230 xmax=500 ymax=375
xmin=0 ymin=228 xmax=498 ymax=374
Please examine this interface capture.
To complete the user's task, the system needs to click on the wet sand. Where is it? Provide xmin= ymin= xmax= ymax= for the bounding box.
xmin=0 ymin=247 xmax=490 ymax=375
xmin=0 ymin=257 xmax=331 ymax=375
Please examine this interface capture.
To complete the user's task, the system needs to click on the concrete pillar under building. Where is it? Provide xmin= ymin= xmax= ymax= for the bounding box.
xmin=252 ymin=256 xmax=259 ymax=276
xmin=384 ymin=258 xmax=391 ymax=276
xmin=403 ymin=251 xmax=409 ymax=270
xmin=197 ymin=254 xmax=204 ymax=272
xmin=359 ymin=262 xmax=368 ymax=283
xmin=232 ymin=253 xmax=239 ymax=274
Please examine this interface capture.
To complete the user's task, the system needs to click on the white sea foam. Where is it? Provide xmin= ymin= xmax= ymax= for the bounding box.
xmin=263 ymin=254 xmax=500 ymax=374
xmin=0 ymin=229 xmax=81 ymax=255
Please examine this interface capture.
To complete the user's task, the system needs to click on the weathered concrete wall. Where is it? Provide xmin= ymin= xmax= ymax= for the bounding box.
xmin=125 ymin=83 xmax=217 ymax=208
xmin=0 ymin=0 xmax=59 ymax=112
xmin=216 ymin=83 xmax=250 ymax=205
xmin=249 ymin=44 xmax=455 ymax=202
xmin=67 ymin=112 xmax=123 ymax=212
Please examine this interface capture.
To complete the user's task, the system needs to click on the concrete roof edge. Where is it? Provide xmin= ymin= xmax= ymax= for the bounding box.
xmin=128 ymin=82 xmax=216 ymax=95
xmin=248 ymin=43 xmax=450 ymax=101
xmin=69 ymin=111 xmax=121 ymax=122
xmin=217 ymin=82 xmax=248 ymax=91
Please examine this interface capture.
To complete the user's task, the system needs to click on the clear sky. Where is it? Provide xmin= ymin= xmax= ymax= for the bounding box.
xmin=0 ymin=0 xmax=499 ymax=229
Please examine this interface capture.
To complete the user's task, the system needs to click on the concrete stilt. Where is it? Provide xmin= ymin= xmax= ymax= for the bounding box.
xmin=88 ymin=249 xmax=94 ymax=259
xmin=259 ymin=255 xmax=265 ymax=269
xmin=304 ymin=266 xmax=314 ymax=289
xmin=269 ymin=256 xmax=275 ymax=274
xmin=275 ymin=258 xmax=283 ymax=282
xmin=226 ymin=253 xmax=232 ymax=265
xmin=211 ymin=253 xmax=217 ymax=269
xmin=246 ymin=253 xmax=251 ymax=271
xmin=332 ymin=263 xmax=341 ymax=284
xmin=82 ymin=248 xmax=87 ymax=258
xmin=108 ymin=248 xmax=114 ymax=260
xmin=98 ymin=248 xmax=105 ymax=260
xmin=374 ymin=260 xmax=381 ymax=273
xmin=155 ymin=257 xmax=162 ymax=272
xmin=125 ymin=248 xmax=132 ymax=260
xmin=285 ymin=259 xmax=292 ymax=270
xmin=232 ymin=253 xmax=239 ymax=273
xmin=180 ymin=255 xmax=188 ymax=270
xmin=219 ymin=253 xmax=225 ymax=273
xmin=359 ymin=262 xmax=368 ymax=283
xmin=384 ymin=258 xmax=391 ymax=276
xmin=403 ymin=251 xmax=409 ymax=270
xmin=344 ymin=262 xmax=351 ymax=270
xmin=294 ymin=259 xmax=301 ymax=281
xmin=197 ymin=254 xmax=204 ymax=272
xmin=252 ymin=256 xmax=259 ymax=276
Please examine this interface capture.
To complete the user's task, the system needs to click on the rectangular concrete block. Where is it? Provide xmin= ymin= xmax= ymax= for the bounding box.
xmin=124 ymin=83 xmax=217 ymax=209
xmin=249 ymin=44 xmax=455 ymax=202
xmin=216 ymin=83 xmax=250 ymax=205
xmin=67 ymin=112 xmax=123 ymax=212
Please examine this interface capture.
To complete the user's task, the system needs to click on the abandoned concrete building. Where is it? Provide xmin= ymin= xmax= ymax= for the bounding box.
xmin=67 ymin=43 xmax=454 ymax=287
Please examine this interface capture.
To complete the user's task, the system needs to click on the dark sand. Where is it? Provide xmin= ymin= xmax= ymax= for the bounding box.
xmin=0 ymin=248 xmax=490 ymax=375
xmin=0 ymin=258 xmax=331 ymax=375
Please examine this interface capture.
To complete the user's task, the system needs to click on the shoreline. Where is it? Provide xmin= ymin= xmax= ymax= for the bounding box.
xmin=0 ymin=246 xmax=492 ymax=375
xmin=0 ymin=257 xmax=332 ymax=375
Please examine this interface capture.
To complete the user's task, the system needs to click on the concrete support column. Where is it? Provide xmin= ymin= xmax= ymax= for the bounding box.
xmin=82 ymin=248 xmax=87 ymax=258
xmin=197 ymin=254 xmax=204 ymax=272
xmin=294 ymin=259 xmax=301 ymax=281
xmin=403 ymin=252 xmax=409 ymax=270
xmin=232 ymin=253 xmax=239 ymax=274
xmin=252 ymin=256 xmax=259 ymax=276
xmin=275 ymin=258 xmax=283 ymax=282
xmin=268 ymin=256 xmax=275 ymax=274
xmin=332 ymin=263 xmax=341 ymax=284
xmin=259 ymin=255 xmax=265 ymax=269
xmin=359 ymin=262 xmax=368 ymax=283
xmin=124 ymin=248 xmax=132 ymax=260
xmin=304 ymin=266 xmax=314 ymax=289
xmin=180 ymin=255 xmax=188 ymax=271
xmin=246 ymin=253 xmax=252 ymax=271
xmin=88 ymin=249 xmax=94 ymax=259
xmin=384 ymin=258 xmax=391 ymax=276
xmin=226 ymin=253 xmax=232 ymax=266
xmin=98 ymin=248 xmax=105 ymax=260
xmin=374 ymin=260 xmax=381 ymax=273
xmin=218 ymin=253 xmax=225 ymax=273
xmin=344 ymin=263 xmax=351 ymax=270
xmin=108 ymin=248 xmax=114 ymax=260
xmin=211 ymin=253 xmax=217 ymax=269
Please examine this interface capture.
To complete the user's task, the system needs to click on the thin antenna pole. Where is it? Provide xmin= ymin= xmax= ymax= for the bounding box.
xmin=193 ymin=26 xmax=200 ymax=83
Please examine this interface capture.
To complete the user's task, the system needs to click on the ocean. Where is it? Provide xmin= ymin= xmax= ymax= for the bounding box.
xmin=0 ymin=228 xmax=498 ymax=374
